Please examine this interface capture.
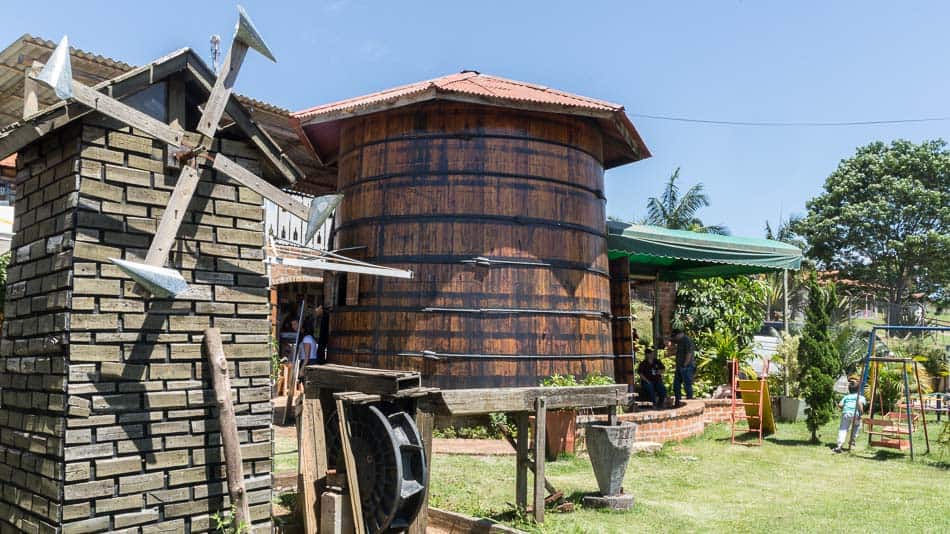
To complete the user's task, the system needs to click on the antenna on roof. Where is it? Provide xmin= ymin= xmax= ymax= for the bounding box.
xmin=210 ymin=34 xmax=221 ymax=71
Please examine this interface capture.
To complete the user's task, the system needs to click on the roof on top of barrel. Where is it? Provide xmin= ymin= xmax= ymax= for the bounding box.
xmin=291 ymin=70 xmax=651 ymax=169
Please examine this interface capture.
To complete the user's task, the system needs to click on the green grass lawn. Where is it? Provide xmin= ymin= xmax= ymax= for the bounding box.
xmin=429 ymin=420 xmax=950 ymax=533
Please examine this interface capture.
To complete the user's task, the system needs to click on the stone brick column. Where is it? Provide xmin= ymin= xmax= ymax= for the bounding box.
xmin=1 ymin=115 xmax=273 ymax=533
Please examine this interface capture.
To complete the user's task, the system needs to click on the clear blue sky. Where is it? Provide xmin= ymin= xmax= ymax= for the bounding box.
xmin=5 ymin=1 xmax=949 ymax=237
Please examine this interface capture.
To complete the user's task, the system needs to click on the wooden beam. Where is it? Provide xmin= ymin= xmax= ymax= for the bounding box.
xmin=433 ymin=385 xmax=626 ymax=416
xmin=515 ymin=413 xmax=529 ymax=510
xmin=305 ymin=364 xmax=422 ymax=396
xmin=335 ymin=397 xmax=366 ymax=534
xmin=56 ymin=76 xmax=184 ymax=147
xmin=185 ymin=60 xmax=303 ymax=184
xmin=197 ymin=41 xmax=249 ymax=140
xmin=297 ymin=389 xmax=327 ymax=534
xmin=22 ymin=63 xmax=41 ymax=119
xmin=407 ymin=405 xmax=434 ymax=534
xmin=533 ymin=397 xmax=546 ymax=524
xmin=203 ymin=328 xmax=251 ymax=530
xmin=167 ymin=74 xmax=187 ymax=130
xmin=212 ymin=153 xmax=310 ymax=220
xmin=144 ymin=165 xmax=201 ymax=267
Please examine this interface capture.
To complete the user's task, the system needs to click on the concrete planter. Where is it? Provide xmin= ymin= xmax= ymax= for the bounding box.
xmin=778 ymin=396 xmax=806 ymax=422
xmin=585 ymin=422 xmax=636 ymax=496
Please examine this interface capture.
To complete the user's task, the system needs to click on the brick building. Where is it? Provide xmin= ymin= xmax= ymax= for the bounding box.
xmin=0 ymin=44 xmax=313 ymax=532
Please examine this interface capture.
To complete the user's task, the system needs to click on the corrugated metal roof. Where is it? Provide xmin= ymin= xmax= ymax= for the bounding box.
xmin=294 ymin=71 xmax=623 ymax=123
xmin=0 ymin=34 xmax=335 ymax=193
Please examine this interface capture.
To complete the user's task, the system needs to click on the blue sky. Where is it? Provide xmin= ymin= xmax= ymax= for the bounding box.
xmin=4 ymin=1 xmax=949 ymax=237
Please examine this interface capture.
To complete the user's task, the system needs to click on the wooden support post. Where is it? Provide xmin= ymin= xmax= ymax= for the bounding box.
xmin=203 ymin=328 xmax=251 ymax=530
xmin=336 ymin=397 xmax=366 ymax=534
xmin=515 ymin=412 xmax=529 ymax=510
xmin=407 ymin=405 xmax=434 ymax=534
xmin=499 ymin=425 xmax=557 ymax=496
xmin=533 ymin=397 xmax=546 ymax=524
xmin=23 ymin=63 xmax=41 ymax=119
xmin=282 ymin=301 xmax=306 ymax=425
xmin=298 ymin=389 xmax=328 ymax=534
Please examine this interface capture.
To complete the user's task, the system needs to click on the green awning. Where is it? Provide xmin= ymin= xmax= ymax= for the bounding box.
xmin=607 ymin=221 xmax=802 ymax=281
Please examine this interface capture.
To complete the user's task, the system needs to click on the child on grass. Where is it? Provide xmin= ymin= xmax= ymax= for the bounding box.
xmin=834 ymin=380 xmax=867 ymax=453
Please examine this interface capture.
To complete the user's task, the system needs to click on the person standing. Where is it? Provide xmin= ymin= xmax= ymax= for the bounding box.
xmin=670 ymin=329 xmax=696 ymax=407
xmin=834 ymin=380 xmax=867 ymax=453
xmin=637 ymin=349 xmax=667 ymax=409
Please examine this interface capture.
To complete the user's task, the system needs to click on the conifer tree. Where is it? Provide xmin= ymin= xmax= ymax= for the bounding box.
xmin=798 ymin=277 xmax=839 ymax=442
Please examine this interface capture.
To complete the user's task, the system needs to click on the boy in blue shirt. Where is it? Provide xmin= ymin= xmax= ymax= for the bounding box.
xmin=835 ymin=380 xmax=867 ymax=453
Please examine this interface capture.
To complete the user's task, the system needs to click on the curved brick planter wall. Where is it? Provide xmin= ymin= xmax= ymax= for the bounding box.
xmin=702 ymin=399 xmax=733 ymax=425
xmin=583 ymin=399 xmax=736 ymax=445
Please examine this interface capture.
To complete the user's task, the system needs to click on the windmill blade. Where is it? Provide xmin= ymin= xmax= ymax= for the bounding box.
xmin=31 ymin=36 xmax=184 ymax=147
xmin=235 ymin=5 xmax=277 ymax=62
xmin=212 ymin=154 xmax=339 ymax=245
xmin=304 ymin=194 xmax=343 ymax=244
xmin=111 ymin=258 xmax=190 ymax=298
xmin=196 ymin=6 xmax=276 ymax=140
xmin=34 ymin=36 xmax=72 ymax=99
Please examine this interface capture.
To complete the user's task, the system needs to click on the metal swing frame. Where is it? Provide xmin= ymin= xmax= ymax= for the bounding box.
xmin=852 ymin=325 xmax=950 ymax=459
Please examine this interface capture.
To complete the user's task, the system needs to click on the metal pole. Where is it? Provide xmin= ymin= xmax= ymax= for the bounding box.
xmin=653 ymin=277 xmax=661 ymax=346
xmin=901 ymin=360 xmax=914 ymax=460
xmin=850 ymin=328 xmax=876 ymax=449
xmin=912 ymin=361 xmax=930 ymax=454
xmin=783 ymin=269 xmax=790 ymax=397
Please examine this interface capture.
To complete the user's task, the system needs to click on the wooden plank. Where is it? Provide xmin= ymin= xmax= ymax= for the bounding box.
xmin=306 ymin=364 xmax=422 ymax=396
xmin=434 ymin=385 xmax=625 ymax=416
xmin=336 ymin=398 xmax=366 ymax=534
xmin=22 ymin=63 xmax=41 ymax=119
xmin=213 ymin=153 xmax=310 ymax=220
xmin=533 ymin=397 xmax=546 ymax=524
xmin=167 ymin=74 xmax=187 ymax=130
xmin=203 ymin=328 xmax=251 ymax=529
xmin=185 ymin=59 xmax=303 ymax=184
xmin=499 ymin=424 xmax=557 ymax=496
xmin=64 ymin=77 xmax=184 ymax=147
xmin=144 ymin=165 xmax=201 ymax=267
xmin=407 ymin=406 xmax=434 ymax=534
xmin=515 ymin=413 xmax=529 ymax=510
xmin=282 ymin=302 xmax=307 ymax=426
xmin=297 ymin=390 xmax=327 ymax=534
xmin=197 ymin=41 xmax=248 ymax=139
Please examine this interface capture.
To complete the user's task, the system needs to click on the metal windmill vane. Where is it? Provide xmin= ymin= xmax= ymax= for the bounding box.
xmin=31 ymin=6 xmax=344 ymax=298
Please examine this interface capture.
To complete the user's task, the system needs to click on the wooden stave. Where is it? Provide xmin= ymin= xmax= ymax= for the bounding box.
xmin=329 ymin=103 xmax=615 ymax=387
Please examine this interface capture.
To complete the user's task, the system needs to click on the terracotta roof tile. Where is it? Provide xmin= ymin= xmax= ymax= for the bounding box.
xmin=294 ymin=71 xmax=622 ymax=122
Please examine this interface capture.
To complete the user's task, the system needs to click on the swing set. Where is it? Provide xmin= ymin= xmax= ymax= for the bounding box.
xmin=853 ymin=325 xmax=950 ymax=460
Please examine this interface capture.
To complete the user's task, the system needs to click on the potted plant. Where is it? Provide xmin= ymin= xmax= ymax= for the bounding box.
xmin=539 ymin=374 xmax=579 ymax=460
xmin=773 ymin=333 xmax=806 ymax=422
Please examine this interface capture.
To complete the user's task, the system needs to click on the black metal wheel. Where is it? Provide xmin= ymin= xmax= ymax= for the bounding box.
xmin=332 ymin=402 xmax=427 ymax=533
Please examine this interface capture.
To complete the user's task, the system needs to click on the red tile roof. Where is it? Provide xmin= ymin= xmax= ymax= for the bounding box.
xmin=292 ymin=71 xmax=650 ymax=169
xmin=294 ymin=71 xmax=624 ymax=121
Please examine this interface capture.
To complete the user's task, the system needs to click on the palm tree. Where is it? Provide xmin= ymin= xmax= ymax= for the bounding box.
xmin=646 ymin=168 xmax=728 ymax=234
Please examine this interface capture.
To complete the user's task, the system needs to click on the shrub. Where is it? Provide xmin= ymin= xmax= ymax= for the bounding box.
xmin=798 ymin=278 xmax=839 ymax=443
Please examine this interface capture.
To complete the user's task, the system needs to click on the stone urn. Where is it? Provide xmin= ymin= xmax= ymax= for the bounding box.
xmin=585 ymin=422 xmax=636 ymax=497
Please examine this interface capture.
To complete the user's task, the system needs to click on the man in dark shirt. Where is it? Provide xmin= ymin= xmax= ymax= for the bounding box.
xmin=637 ymin=350 xmax=667 ymax=409
xmin=670 ymin=328 xmax=696 ymax=407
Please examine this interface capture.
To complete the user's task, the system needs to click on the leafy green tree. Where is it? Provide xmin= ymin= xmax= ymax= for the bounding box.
xmin=794 ymin=140 xmax=950 ymax=324
xmin=674 ymin=276 xmax=765 ymax=350
xmin=646 ymin=168 xmax=728 ymax=234
xmin=798 ymin=277 xmax=839 ymax=442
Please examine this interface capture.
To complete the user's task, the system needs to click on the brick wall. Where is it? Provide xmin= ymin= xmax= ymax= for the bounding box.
xmin=702 ymin=399 xmax=733 ymax=425
xmin=0 ymin=115 xmax=273 ymax=533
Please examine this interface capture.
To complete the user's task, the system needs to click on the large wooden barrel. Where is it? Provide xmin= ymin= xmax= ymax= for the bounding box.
xmin=328 ymin=101 xmax=614 ymax=388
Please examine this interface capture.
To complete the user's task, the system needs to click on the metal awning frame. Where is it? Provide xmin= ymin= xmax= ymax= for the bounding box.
xmin=266 ymin=238 xmax=413 ymax=280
